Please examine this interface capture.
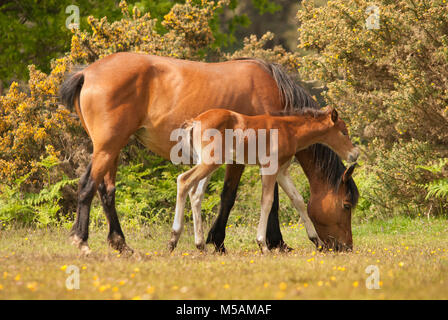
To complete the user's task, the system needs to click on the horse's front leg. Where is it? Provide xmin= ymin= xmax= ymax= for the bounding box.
xmin=206 ymin=164 xmax=245 ymax=253
xmin=266 ymin=183 xmax=293 ymax=252
xmin=188 ymin=175 xmax=211 ymax=251
xmin=257 ymin=173 xmax=278 ymax=254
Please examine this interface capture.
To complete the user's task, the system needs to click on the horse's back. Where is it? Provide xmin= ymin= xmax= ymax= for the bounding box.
xmin=77 ymin=52 xmax=282 ymax=158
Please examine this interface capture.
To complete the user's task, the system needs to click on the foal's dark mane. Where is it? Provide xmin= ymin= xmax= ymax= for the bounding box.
xmin=235 ymin=57 xmax=359 ymax=206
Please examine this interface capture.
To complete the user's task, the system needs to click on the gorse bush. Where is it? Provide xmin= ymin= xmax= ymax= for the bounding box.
xmin=1 ymin=0 xmax=446 ymax=227
xmin=0 ymin=0 xmax=302 ymax=226
xmin=297 ymin=0 xmax=448 ymax=216
xmin=0 ymin=0 xmax=228 ymax=191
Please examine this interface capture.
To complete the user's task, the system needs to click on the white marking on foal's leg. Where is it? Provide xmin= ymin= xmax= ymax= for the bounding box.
xmin=188 ymin=175 xmax=211 ymax=251
xmin=257 ymin=174 xmax=277 ymax=254
xmin=277 ymin=169 xmax=324 ymax=249
xmin=169 ymin=172 xmax=190 ymax=251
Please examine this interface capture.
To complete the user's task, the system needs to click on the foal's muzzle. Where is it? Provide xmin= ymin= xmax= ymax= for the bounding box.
xmin=347 ymin=147 xmax=360 ymax=163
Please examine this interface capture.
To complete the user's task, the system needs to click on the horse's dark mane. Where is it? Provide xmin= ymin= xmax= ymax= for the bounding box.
xmin=234 ymin=57 xmax=359 ymax=206
xmin=310 ymin=144 xmax=359 ymax=205
xmin=269 ymin=107 xmax=327 ymax=118
xmin=232 ymin=57 xmax=319 ymax=111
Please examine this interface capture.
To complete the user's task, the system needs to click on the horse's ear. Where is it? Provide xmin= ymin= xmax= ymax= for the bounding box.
xmin=331 ymin=108 xmax=338 ymax=123
xmin=342 ymin=163 xmax=357 ymax=183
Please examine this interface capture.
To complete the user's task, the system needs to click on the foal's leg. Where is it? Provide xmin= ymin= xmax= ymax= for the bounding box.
xmin=169 ymin=164 xmax=218 ymax=252
xmin=257 ymin=173 xmax=278 ymax=254
xmin=188 ymin=175 xmax=211 ymax=251
xmin=277 ymin=168 xmax=324 ymax=249
xmin=97 ymin=156 xmax=133 ymax=254
xmin=206 ymin=164 xmax=245 ymax=253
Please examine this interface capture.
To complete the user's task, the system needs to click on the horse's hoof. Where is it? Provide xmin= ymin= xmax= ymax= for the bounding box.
xmin=70 ymin=234 xmax=91 ymax=255
xmin=80 ymin=244 xmax=92 ymax=256
xmin=313 ymin=238 xmax=325 ymax=251
xmin=108 ymin=233 xmax=129 ymax=252
xmin=121 ymin=244 xmax=134 ymax=256
xmin=70 ymin=234 xmax=82 ymax=247
xmin=214 ymin=244 xmax=226 ymax=254
xmin=278 ymin=241 xmax=294 ymax=253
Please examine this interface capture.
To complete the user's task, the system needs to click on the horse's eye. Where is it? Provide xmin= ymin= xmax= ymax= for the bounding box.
xmin=343 ymin=203 xmax=351 ymax=210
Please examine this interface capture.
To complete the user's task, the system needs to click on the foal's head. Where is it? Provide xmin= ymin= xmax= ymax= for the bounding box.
xmin=316 ymin=108 xmax=359 ymax=163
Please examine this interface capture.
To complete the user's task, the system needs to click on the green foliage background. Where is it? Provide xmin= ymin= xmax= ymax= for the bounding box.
xmin=0 ymin=0 xmax=446 ymax=229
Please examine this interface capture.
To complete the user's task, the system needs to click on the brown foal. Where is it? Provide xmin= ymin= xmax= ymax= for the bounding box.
xmin=169 ymin=107 xmax=359 ymax=253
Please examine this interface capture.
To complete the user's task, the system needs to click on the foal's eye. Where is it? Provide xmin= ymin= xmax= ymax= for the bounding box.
xmin=343 ymin=204 xmax=351 ymax=210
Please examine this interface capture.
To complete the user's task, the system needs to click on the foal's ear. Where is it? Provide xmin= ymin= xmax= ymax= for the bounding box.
xmin=330 ymin=108 xmax=339 ymax=123
xmin=342 ymin=163 xmax=357 ymax=183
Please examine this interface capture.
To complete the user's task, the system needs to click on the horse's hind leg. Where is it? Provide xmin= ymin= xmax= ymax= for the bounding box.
xmin=97 ymin=156 xmax=133 ymax=254
xmin=70 ymin=148 xmax=122 ymax=254
xmin=70 ymin=162 xmax=94 ymax=255
xmin=188 ymin=175 xmax=211 ymax=251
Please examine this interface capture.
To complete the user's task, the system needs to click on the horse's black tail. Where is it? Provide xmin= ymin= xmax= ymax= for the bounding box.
xmin=59 ymin=66 xmax=86 ymax=111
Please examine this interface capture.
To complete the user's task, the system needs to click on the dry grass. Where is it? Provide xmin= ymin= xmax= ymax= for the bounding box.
xmin=0 ymin=217 xmax=447 ymax=300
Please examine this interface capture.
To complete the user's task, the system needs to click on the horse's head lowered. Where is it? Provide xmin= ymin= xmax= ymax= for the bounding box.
xmin=308 ymin=161 xmax=359 ymax=251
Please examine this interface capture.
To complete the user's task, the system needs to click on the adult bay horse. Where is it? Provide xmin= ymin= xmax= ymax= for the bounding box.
xmin=169 ymin=107 xmax=359 ymax=253
xmin=60 ymin=52 xmax=359 ymax=254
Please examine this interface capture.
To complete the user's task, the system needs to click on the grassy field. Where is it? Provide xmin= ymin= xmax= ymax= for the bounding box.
xmin=0 ymin=216 xmax=447 ymax=300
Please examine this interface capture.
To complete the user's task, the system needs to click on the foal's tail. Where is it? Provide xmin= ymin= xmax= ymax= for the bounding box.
xmin=182 ymin=119 xmax=200 ymax=164
xmin=59 ymin=66 xmax=86 ymax=111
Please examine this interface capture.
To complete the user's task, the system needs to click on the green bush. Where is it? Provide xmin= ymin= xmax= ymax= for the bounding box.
xmin=297 ymin=0 xmax=448 ymax=216
xmin=0 ymin=155 xmax=77 ymax=227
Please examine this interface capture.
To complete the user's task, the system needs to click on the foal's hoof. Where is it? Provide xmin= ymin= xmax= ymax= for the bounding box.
xmin=195 ymin=242 xmax=206 ymax=252
xmin=168 ymin=240 xmax=177 ymax=253
xmin=256 ymin=241 xmax=270 ymax=255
